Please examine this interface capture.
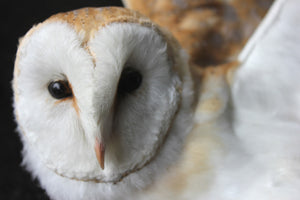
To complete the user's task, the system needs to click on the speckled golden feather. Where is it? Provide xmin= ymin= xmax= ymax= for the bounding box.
xmin=123 ymin=0 xmax=273 ymax=69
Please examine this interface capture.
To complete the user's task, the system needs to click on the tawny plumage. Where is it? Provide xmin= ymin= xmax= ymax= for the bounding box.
xmin=13 ymin=0 xmax=300 ymax=199
xmin=122 ymin=0 xmax=273 ymax=68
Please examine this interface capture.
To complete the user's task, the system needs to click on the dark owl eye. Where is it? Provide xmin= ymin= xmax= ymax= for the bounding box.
xmin=48 ymin=80 xmax=72 ymax=99
xmin=117 ymin=67 xmax=142 ymax=95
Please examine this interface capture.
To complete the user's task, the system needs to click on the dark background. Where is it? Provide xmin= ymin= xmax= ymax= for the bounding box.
xmin=0 ymin=1 xmax=123 ymax=199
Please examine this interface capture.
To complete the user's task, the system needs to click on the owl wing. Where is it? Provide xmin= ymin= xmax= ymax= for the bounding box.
xmin=122 ymin=0 xmax=273 ymax=68
xmin=233 ymin=0 xmax=300 ymax=142
xmin=232 ymin=0 xmax=300 ymax=198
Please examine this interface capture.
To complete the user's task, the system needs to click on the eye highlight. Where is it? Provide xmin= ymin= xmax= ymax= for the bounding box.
xmin=117 ymin=67 xmax=142 ymax=95
xmin=48 ymin=80 xmax=72 ymax=99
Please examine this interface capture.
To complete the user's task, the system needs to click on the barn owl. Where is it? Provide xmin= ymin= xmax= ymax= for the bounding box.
xmin=12 ymin=0 xmax=300 ymax=200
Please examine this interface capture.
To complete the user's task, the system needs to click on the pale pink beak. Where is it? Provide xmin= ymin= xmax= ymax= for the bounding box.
xmin=94 ymin=138 xmax=105 ymax=170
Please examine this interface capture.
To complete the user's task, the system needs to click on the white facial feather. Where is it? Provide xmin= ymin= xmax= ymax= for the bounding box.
xmin=16 ymin=22 xmax=96 ymax=175
xmin=14 ymin=8 xmax=194 ymax=200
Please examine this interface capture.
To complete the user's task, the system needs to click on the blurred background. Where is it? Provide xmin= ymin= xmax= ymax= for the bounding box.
xmin=0 ymin=1 xmax=122 ymax=199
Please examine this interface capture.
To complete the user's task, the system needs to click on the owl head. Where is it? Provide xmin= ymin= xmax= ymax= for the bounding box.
xmin=13 ymin=7 xmax=194 ymax=199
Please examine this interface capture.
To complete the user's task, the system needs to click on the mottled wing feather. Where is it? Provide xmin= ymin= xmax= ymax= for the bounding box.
xmin=123 ymin=0 xmax=273 ymax=68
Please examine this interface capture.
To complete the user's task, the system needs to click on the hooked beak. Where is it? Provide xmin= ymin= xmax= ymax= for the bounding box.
xmin=94 ymin=138 xmax=105 ymax=170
